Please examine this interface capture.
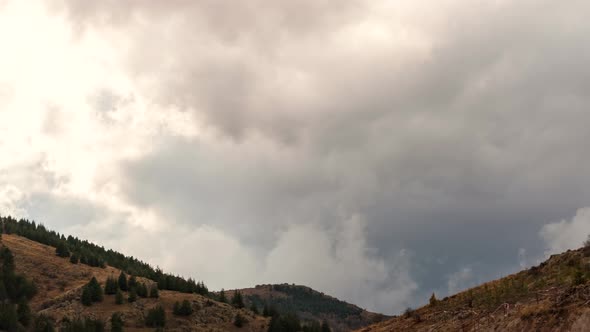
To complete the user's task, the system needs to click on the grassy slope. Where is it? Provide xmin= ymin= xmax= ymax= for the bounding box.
xmin=357 ymin=246 xmax=590 ymax=332
xmin=3 ymin=234 xmax=268 ymax=332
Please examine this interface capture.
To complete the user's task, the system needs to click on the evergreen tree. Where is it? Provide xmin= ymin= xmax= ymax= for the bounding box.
xmin=127 ymin=288 xmax=137 ymax=303
xmin=218 ymin=288 xmax=227 ymax=303
xmin=173 ymin=300 xmax=193 ymax=316
xmin=88 ymin=277 xmax=104 ymax=302
xmin=145 ymin=305 xmax=166 ymax=327
xmin=105 ymin=276 xmax=118 ymax=295
xmin=231 ymin=290 xmax=245 ymax=308
xmin=128 ymin=275 xmax=138 ymax=290
xmin=55 ymin=242 xmax=70 ymax=258
xmin=115 ymin=289 xmax=124 ymax=305
xmin=34 ymin=315 xmax=55 ymax=332
xmin=118 ymin=272 xmax=128 ymax=291
xmin=149 ymin=284 xmax=159 ymax=298
xmin=17 ymin=299 xmax=31 ymax=326
xmin=321 ymin=320 xmax=331 ymax=332
xmin=429 ymin=292 xmax=438 ymax=306
xmin=136 ymin=282 xmax=148 ymax=298
xmin=69 ymin=253 xmax=79 ymax=264
xmin=0 ymin=303 xmax=18 ymax=331
xmin=81 ymin=286 xmax=93 ymax=306
xmin=110 ymin=312 xmax=124 ymax=332
xmin=250 ymin=303 xmax=259 ymax=314
xmin=234 ymin=313 xmax=246 ymax=327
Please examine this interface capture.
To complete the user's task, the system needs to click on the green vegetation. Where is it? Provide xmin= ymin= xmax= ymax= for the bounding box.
xmin=81 ymin=277 xmax=103 ymax=306
xmin=1 ymin=216 xmax=208 ymax=295
xmin=110 ymin=312 xmax=124 ymax=332
xmin=149 ymin=284 xmax=159 ymax=298
xmin=231 ymin=290 xmax=245 ymax=308
xmin=60 ymin=317 xmax=105 ymax=332
xmin=0 ymin=244 xmax=37 ymax=331
xmin=115 ymin=289 xmax=124 ymax=305
xmin=173 ymin=300 xmax=194 ymax=316
xmin=105 ymin=276 xmax=118 ymax=295
xmin=234 ymin=313 xmax=246 ymax=327
xmin=249 ymin=284 xmax=361 ymax=319
xmin=145 ymin=305 xmax=166 ymax=327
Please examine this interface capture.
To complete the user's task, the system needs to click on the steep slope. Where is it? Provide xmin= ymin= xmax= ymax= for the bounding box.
xmin=2 ymin=234 xmax=268 ymax=331
xmin=231 ymin=284 xmax=389 ymax=332
xmin=358 ymin=246 xmax=590 ymax=332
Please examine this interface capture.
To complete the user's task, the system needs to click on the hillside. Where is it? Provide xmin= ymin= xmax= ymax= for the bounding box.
xmin=229 ymin=284 xmax=389 ymax=332
xmin=357 ymin=246 xmax=590 ymax=332
xmin=1 ymin=233 xmax=268 ymax=331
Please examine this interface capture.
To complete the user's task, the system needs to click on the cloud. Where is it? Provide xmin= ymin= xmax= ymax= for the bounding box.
xmin=447 ymin=267 xmax=474 ymax=295
xmin=1 ymin=0 xmax=590 ymax=315
xmin=540 ymin=207 xmax=590 ymax=255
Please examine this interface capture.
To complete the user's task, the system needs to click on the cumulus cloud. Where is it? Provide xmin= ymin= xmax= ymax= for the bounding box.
xmin=1 ymin=0 xmax=590 ymax=314
xmin=540 ymin=207 xmax=590 ymax=255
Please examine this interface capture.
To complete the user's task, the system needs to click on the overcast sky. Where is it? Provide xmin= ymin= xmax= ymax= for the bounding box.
xmin=1 ymin=0 xmax=590 ymax=314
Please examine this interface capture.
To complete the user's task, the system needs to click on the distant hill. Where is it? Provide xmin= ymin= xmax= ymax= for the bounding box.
xmin=357 ymin=246 xmax=590 ymax=332
xmin=229 ymin=284 xmax=389 ymax=332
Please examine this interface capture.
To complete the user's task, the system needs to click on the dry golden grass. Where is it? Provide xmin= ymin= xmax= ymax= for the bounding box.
xmin=2 ymin=234 xmax=268 ymax=331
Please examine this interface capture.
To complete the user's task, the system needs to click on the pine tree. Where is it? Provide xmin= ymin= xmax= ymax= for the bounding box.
xmin=17 ymin=299 xmax=31 ymax=326
xmin=128 ymin=288 xmax=137 ymax=303
xmin=128 ymin=275 xmax=138 ymax=290
xmin=87 ymin=277 xmax=103 ymax=302
xmin=145 ymin=305 xmax=166 ymax=327
xmin=149 ymin=284 xmax=159 ymax=298
xmin=118 ymin=272 xmax=128 ymax=291
xmin=105 ymin=276 xmax=118 ymax=295
xmin=115 ymin=289 xmax=124 ymax=305
xmin=429 ymin=292 xmax=438 ymax=306
xmin=219 ymin=288 xmax=227 ymax=303
xmin=234 ymin=313 xmax=245 ymax=327
xmin=250 ymin=303 xmax=259 ymax=314
xmin=321 ymin=320 xmax=331 ymax=332
xmin=231 ymin=290 xmax=245 ymax=308
xmin=137 ymin=282 xmax=148 ymax=298
xmin=69 ymin=253 xmax=79 ymax=264
xmin=55 ymin=242 xmax=70 ymax=258
xmin=81 ymin=287 xmax=93 ymax=306
xmin=110 ymin=312 xmax=124 ymax=332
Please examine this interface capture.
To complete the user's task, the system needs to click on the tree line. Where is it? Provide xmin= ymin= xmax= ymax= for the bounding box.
xmin=1 ymin=215 xmax=208 ymax=295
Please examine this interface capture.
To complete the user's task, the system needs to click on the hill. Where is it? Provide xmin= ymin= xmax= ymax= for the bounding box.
xmin=357 ymin=246 xmax=590 ymax=332
xmin=1 ymin=233 xmax=267 ymax=331
xmin=229 ymin=284 xmax=389 ymax=332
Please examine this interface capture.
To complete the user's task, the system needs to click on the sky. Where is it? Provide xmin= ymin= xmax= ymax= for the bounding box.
xmin=1 ymin=0 xmax=590 ymax=315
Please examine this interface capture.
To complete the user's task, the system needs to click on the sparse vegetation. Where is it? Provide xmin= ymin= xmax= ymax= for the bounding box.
xmin=60 ymin=317 xmax=105 ymax=332
xmin=234 ymin=313 xmax=246 ymax=327
xmin=232 ymin=289 xmax=245 ymax=308
xmin=1 ymin=216 xmax=208 ymax=295
xmin=110 ymin=312 xmax=124 ymax=332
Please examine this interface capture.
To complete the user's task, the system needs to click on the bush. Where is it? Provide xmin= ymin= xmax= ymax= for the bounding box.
xmin=105 ymin=276 xmax=118 ymax=295
xmin=145 ymin=305 xmax=166 ymax=327
xmin=173 ymin=300 xmax=193 ymax=316
xmin=110 ymin=312 xmax=124 ymax=332
xmin=234 ymin=313 xmax=246 ymax=327
xmin=115 ymin=289 xmax=124 ymax=305
xmin=149 ymin=284 xmax=159 ymax=298
xmin=127 ymin=288 xmax=137 ymax=303
xmin=70 ymin=253 xmax=79 ymax=264
xmin=34 ymin=315 xmax=55 ymax=332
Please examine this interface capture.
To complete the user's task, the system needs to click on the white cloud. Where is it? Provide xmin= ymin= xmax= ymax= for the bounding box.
xmin=540 ymin=207 xmax=590 ymax=255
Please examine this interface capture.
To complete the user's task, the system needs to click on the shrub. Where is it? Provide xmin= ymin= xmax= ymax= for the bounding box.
xmin=234 ymin=313 xmax=245 ymax=327
xmin=173 ymin=300 xmax=193 ymax=316
xmin=145 ymin=305 xmax=166 ymax=327
xmin=111 ymin=312 xmax=124 ymax=332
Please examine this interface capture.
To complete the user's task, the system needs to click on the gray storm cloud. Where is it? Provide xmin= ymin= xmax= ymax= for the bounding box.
xmin=1 ymin=0 xmax=590 ymax=314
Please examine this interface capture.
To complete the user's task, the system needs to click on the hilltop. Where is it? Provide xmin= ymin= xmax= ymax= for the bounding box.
xmin=357 ymin=245 xmax=590 ymax=332
xmin=1 ymin=233 xmax=267 ymax=331
xmin=229 ymin=284 xmax=389 ymax=332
